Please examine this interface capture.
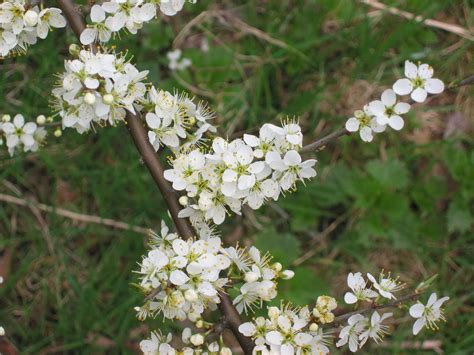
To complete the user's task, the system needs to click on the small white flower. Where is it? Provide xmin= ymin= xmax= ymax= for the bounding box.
xmin=336 ymin=313 xmax=366 ymax=352
xmin=160 ymin=0 xmax=185 ymax=16
xmin=367 ymin=272 xmax=404 ymax=300
xmin=80 ymin=5 xmax=111 ymax=45
xmin=36 ymin=8 xmax=66 ymax=39
xmin=1 ymin=114 xmax=38 ymax=156
xmin=369 ymin=89 xmax=410 ymax=131
xmin=345 ymin=105 xmax=385 ymax=142
xmin=344 ymin=272 xmax=378 ymax=304
xmin=167 ymin=49 xmax=192 ymax=71
xmin=393 ymin=60 xmax=444 ymax=103
xmin=409 ymin=293 xmax=449 ymax=335
xmin=359 ymin=311 xmax=392 ymax=346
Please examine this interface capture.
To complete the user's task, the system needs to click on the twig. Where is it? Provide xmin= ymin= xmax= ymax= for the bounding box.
xmin=333 ymin=291 xmax=420 ymax=324
xmin=0 ymin=193 xmax=149 ymax=235
xmin=55 ymin=1 xmax=253 ymax=352
xmin=300 ymin=128 xmax=349 ymax=153
xmin=360 ymin=0 xmax=474 ymax=41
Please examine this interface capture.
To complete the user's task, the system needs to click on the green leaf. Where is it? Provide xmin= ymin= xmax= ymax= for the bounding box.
xmin=254 ymin=228 xmax=301 ymax=264
xmin=365 ymin=159 xmax=409 ymax=190
xmin=279 ymin=267 xmax=329 ymax=306
xmin=447 ymin=197 xmax=473 ymax=234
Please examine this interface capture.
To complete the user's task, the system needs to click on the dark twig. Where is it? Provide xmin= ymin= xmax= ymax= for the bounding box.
xmin=55 ymin=1 xmax=253 ymax=352
xmin=301 ymin=128 xmax=349 ymax=153
xmin=333 ymin=291 xmax=420 ymax=324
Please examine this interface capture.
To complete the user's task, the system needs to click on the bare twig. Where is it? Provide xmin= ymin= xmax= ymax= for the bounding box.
xmin=300 ymin=128 xmax=349 ymax=153
xmin=0 ymin=192 xmax=149 ymax=235
xmin=333 ymin=291 xmax=420 ymax=324
xmin=361 ymin=0 xmax=474 ymax=41
xmin=56 ymin=1 xmax=253 ymax=352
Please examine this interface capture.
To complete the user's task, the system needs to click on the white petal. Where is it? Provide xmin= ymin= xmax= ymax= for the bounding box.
xmin=13 ymin=114 xmax=24 ymax=128
xmin=425 ymin=78 xmax=444 ymax=94
xmin=345 ymin=117 xmax=360 ymax=132
xmin=243 ymin=134 xmax=259 ymax=147
xmin=393 ymin=78 xmax=413 ymax=95
xmin=394 ymin=102 xmax=410 ymax=114
xmin=359 ymin=127 xmax=373 ymax=142
xmin=344 ymin=292 xmax=358 ymax=304
xmin=404 ymin=60 xmax=418 ymax=79
xmin=409 ymin=303 xmax=425 ymax=318
xmin=413 ymin=317 xmax=426 ymax=335
xmin=283 ymin=150 xmax=301 ymax=166
xmin=238 ymin=322 xmax=256 ymax=337
xmin=265 ymin=331 xmax=283 ymax=345
xmin=294 ymin=333 xmax=312 ymax=346
xmin=90 ymin=5 xmax=105 ymax=22
xmin=172 ymin=239 xmax=189 ymax=256
xmin=418 ymin=64 xmax=433 ymax=79
xmin=388 ymin=115 xmax=404 ymax=130
xmin=411 ymin=87 xmax=427 ymax=103
xmin=80 ymin=28 xmax=96 ymax=45
xmin=145 ymin=113 xmax=161 ymax=129
xmin=381 ymin=89 xmax=396 ymax=106
xmin=170 ymin=270 xmax=189 ymax=286
xmin=23 ymin=122 xmax=37 ymax=134
xmin=368 ymin=100 xmax=385 ymax=116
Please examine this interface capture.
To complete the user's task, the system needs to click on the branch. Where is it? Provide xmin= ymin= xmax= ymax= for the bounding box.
xmin=300 ymin=128 xmax=349 ymax=153
xmin=55 ymin=1 xmax=253 ymax=352
xmin=333 ymin=291 xmax=420 ymax=324
xmin=0 ymin=192 xmax=149 ymax=235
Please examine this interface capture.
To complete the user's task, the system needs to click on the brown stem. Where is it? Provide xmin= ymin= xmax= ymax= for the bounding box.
xmin=56 ymin=0 xmax=253 ymax=352
xmin=333 ymin=291 xmax=420 ymax=324
xmin=300 ymin=128 xmax=349 ymax=153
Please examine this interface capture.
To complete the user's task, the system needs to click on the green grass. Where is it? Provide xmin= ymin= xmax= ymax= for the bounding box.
xmin=1 ymin=0 xmax=473 ymax=353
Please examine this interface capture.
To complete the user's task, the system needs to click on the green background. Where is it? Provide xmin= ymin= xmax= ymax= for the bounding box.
xmin=0 ymin=0 xmax=473 ymax=353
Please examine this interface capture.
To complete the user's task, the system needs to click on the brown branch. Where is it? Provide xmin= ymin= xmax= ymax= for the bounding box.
xmin=55 ymin=1 xmax=253 ymax=352
xmin=333 ymin=291 xmax=420 ymax=324
xmin=0 ymin=192 xmax=149 ymax=235
xmin=300 ymin=128 xmax=349 ymax=153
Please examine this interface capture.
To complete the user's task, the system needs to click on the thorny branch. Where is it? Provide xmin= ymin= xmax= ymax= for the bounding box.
xmin=55 ymin=0 xmax=254 ymax=353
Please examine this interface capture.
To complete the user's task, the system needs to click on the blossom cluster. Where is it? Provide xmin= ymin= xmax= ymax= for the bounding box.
xmin=140 ymin=328 xmax=232 ymax=355
xmin=345 ymin=60 xmax=444 ymax=142
xmin=0 ymin=114 xmax=47 ymax=156
xmin=135 ymin=221 xmax=231 ymax=322
xmin=224 ymin=245 xmax=294 ymax=314
xmin=239 ymin=304 xmax=332 ymax=354
xmin=141 ymin=87 xmax=216 ymax=152
xmin=52 ymin=48 xmax=148 ymax=133
xmin=80 ymin=0 xmax=197 ymax=45
xmin=167 ymin=49 xmax=192 ymax=71
xmin=165 ymin=121 xmax=316 ymax=229
xmin=0 ymin=0 xmax=66 ymax=57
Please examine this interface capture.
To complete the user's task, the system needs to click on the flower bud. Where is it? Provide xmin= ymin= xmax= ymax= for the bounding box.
xmin=0 ymin=326 xmax=4 ymax=336
xmin=69 ymin=43 xmax=81 ymax=56
xmin=244 ymin=271 xmax=259 ymax=283
xmin=102 ymin=94 xmax=114 ymax=105
xmin=220 ymin=347 xmax=232 ymax=355
xmin=195 ymin=320 xmax=204 ymax=329
xmin=268 ymin=306 xmax=280 ymax=319
xmin=309 ymin=323 xmax=319 ymax=332
xmin=272 ymin=262 xmax=282 ymax=272
xmin=47 ymin=116 xmax=54 ymax=123
xmin=281 ymin=270 xmax=294 ymax=280
xmin=24 ymin=10 xmax=39 ymax=26
xmin=178 ymin=195 xmax=189 ymax=206
xmin=190 ymin=333 xmax=204 ymax=346
xmin=84 ymin=92 xmax=96 ymax=105
xmin=184 ymin=289 xmax=198 ymax=302
xmin=54 ymin=129 xmax=62 ymax=137
xmin=36 ymin=115 xmax=46 ymax=125
xmin=2 ymin=114 xmax=11 ymax=122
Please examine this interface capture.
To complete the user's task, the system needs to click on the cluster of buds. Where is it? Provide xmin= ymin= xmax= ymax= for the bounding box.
xmin=141 ymin=87 xmax=216 ymax=152
xmin=224 ymin=246 xmax=294 ymax=314
xmin=80 ymin=0 xmax=197 ymax=45
xmin=52 ymin=48 xmax=148 ymax=133
xmin=0 ymin=0 xmax=66 ymax=57
xmin=166 ymin=121 xmax=316 ymax=230
xmin=312 ymin=295 xmax=337 ymax=324
xmin=345 ymin=60 xmax=444 ymax=142
xmin=135 ymin=221 xmax=231 ymax=321
xmin=0 ymin=113 xmax=47 ymax=156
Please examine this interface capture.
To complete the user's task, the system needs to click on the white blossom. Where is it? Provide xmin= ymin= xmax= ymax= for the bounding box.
xmin=336 ymin=314 xmax=366 ymax=352
xmin=345 ymin=105 xmax=385 ymax=142
xmin=344 ymin=272 xmax=378 ymax=304
xmin=409 ymin=293 xmax=449 ymax=335
xmin=52 ymin=49 xmax=148 ymax=133
xmin=1 ymin=114 xmax=46 ymax=156
xmin=367 ymin=272 xmax=404 ymax=300
xmin=0 ymin=0 xmax=65 ymax=56
xmin=359 ymin=311 xmax=392 ymax=346
xmin=369 ymin=89 xmax=410 ymax=131
xmin=167 ymin=49 xmax=192 ymax=71
xmin=393 ymin=60 xmax=445 ymax=103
